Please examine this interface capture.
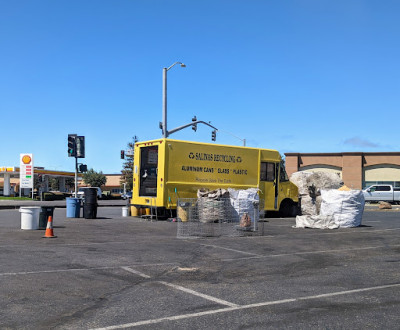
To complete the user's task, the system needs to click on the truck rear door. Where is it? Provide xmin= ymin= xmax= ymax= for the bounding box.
xmin=139 ymin=146 xmax=158 ymax=197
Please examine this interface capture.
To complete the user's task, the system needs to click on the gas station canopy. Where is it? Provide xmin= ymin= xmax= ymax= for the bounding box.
xmin=0 ymin=166 xmax=79 ymax=196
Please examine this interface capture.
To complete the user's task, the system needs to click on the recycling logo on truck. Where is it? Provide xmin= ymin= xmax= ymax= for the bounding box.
xmin=188 ymin=152 xmax=243 ymax=163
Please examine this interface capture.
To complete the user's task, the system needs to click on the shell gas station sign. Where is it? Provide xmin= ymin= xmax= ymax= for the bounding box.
xmin=20 ymin=154 xmax=34 ymax=189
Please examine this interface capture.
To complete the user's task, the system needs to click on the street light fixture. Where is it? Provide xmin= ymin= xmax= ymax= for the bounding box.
xmin=162 ymin=61 xmax=186 ymax=138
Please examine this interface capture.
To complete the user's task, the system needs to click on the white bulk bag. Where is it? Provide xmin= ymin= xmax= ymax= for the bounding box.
xmin=320 ymin=189 xmax=365 ymax=227
xmin=295 ymin=215 xmax=339 ymax=229
xmin=228 ymin=188 xmax=259 ymax=223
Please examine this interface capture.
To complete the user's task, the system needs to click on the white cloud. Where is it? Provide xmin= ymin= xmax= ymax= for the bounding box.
xmin=343 ymin=137 xmax=379 ymax=148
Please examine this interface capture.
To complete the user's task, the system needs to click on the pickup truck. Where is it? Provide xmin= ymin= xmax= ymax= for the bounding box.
xmin=363 ymin=185 xmax=400 ymax=204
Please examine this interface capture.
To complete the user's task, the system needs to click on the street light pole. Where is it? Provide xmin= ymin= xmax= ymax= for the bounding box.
xmin=162 ymin=67 xmax=168 ymax=138
xmin=162 ymin=62 xmax=186 ymax=138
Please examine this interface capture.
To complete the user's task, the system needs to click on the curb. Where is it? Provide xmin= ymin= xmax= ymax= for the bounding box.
xmin=0 ymin=204 xmax=126 ymax=210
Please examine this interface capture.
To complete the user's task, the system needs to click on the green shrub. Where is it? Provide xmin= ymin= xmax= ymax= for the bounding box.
xmin=43 ymin=192 xmax=66 ymax=201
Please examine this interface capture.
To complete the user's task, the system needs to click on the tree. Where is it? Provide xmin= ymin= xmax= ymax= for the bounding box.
xmin=82 ymin=169 xmax=107 ymax=188
xmin=121 ymin=136 xmax=138 ymax=191
xmin=65 ymin=178 xmax=74 ymax=191
xmin=49 ymin=177 xmax=59 ymax=191
xmin=33 ymin=176 xmax=41 ymax=194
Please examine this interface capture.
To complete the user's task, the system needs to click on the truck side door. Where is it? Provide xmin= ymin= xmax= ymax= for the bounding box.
xmin=364 ymin=186 xmax=376 ymax=201
xmin=278 ymin=161 xmax=292 ymax=204
xmin=260 ymin=162 xmax=278 ymax=211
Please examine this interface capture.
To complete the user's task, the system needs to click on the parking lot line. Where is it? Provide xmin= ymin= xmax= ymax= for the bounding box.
xmin=0 ymin=228 xmax=397 ymax=249
xmin=158 ymin=281 xmax=239 ymax=307
xmin=0 ymin=262 xmax=177 ymax=277
xmin=120 ymin=266 xmax=151 ymax=279
xmin=318 ymin=228 xmax=400 ymax=235
xmin=89 ymin=283 xmax=400 ymax=330
xmin=120 ymin=266 xmax=239 ymax=307
xmin=0 ymin=240 xmax=170 ymax=249
xmin=0 ymin=267 xmax=108 ymax=277
xmin=2 ymin=242 xmax=397 ymax=277
xmin=221 ymin=244 xmax=400 ymax=262
xmin=185 ymin=241 xmax=264 ymax=257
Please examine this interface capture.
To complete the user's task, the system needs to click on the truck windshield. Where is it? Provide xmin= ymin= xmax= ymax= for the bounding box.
xmin=139 ymin=146 xmax=158 ymax=197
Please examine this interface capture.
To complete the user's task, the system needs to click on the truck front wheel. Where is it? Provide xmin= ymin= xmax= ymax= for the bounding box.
xmin=279 ymin=200 xmax=298 ymax=218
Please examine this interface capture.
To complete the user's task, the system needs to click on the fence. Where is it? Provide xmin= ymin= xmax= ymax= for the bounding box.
xmin=176 ymin=198 xmax=264 ymax=238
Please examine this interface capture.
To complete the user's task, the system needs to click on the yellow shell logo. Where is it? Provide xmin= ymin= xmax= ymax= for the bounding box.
xmin=22 ymin=155 xmax=31 ymax=164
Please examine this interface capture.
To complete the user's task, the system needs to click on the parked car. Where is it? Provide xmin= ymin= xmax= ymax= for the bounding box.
xmin=77 ymin=187 xmax=102 ymax=199
xmin=363 ymin=185 xmax=400 ymax=204
xmin=122 ymin=191 xmax=132 ymax=200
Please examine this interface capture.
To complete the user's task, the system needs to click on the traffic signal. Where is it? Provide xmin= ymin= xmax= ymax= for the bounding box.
xmin=211 ymin=129 xmax=217 ymax=141
xmin=76 ymin=136 xmax=85 ymax=158
xmin=68 ymin=134 xmax=77 ymax=157
xmin=79 ymin=164 xmax=88 ymax=172
xmin=121 ymin=150 xmax=125 ymax=159
xmin=38 ymin=174 xmax=42 ymax=182
xmin=192 ymin=116 xmax=197 ymax=132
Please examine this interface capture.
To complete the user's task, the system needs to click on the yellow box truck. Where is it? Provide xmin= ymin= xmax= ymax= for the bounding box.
xmin=131 ymin=138 xmax=298 ymax=217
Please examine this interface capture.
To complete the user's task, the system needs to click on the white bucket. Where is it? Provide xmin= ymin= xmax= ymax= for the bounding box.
xmin=19 ymin=207 xmax=41 ymax=230
xmin=122 ymin=206 xmax=129 ymax=217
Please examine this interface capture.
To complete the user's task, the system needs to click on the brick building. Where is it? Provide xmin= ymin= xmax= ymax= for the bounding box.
xmin=102 ymin=174 xmax=124 ymax=194
xmin=285 ymin=152 xmax=400 ymax=190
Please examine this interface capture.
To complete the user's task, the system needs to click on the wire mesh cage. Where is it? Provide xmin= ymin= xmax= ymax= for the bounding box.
xmin=177 ymin=197 xmax=263 ymax=238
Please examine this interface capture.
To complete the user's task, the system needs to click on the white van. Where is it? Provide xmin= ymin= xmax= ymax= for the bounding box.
xmin=77 ymin=187 xmax=102 ymax=199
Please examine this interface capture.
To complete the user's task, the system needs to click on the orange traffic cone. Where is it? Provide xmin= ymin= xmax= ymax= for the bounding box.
xmin=42 ymin=216 xmax=57 ymax=238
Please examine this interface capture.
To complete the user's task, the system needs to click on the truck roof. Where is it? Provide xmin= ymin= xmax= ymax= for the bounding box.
xmin=365 ymin=184 xmax=393 ymax=186
xmin=135 ymin=138 xmax=280 ymax=153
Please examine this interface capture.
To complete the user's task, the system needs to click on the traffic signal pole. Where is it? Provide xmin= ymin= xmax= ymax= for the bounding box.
xmin=167 ymin=120 xmax=218 ymax=136
xmin=75 ymin=157 xmax=78 ymax=198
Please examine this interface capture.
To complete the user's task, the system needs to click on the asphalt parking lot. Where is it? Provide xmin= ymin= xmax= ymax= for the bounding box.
xmin=0 ymin=207 xmax=399 ymax=329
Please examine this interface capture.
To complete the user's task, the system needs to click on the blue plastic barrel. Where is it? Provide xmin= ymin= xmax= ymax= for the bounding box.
xmin=66 ymin=197 xmax=81 ymax=218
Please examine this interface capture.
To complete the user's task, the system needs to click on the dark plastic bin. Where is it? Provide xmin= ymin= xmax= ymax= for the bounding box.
xmin=84 ymin=188 xmax=98 ymax=204
xmin=83 ymin=203 xmax=97 ymax=219
xmin=83 ymin=188 xmax=98 ymax=219
xmin=39 ymin=207 xmax=55 ymax=229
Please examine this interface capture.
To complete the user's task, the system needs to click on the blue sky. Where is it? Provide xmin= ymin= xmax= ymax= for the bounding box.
xmin=1 ymin=0 xmax=399 ymax=174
